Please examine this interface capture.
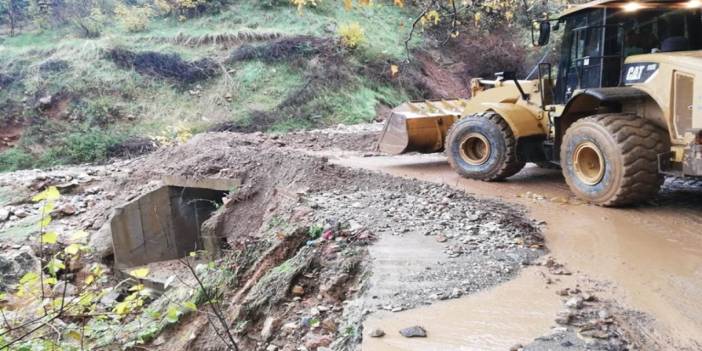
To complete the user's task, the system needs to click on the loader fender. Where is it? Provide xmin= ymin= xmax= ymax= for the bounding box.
xmin=479 ymin=102 xmax=545 ymax=138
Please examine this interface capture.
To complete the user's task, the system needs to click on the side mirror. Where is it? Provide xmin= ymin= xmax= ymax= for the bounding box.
xmin=533 ymin=20 xmax=551 ymax=46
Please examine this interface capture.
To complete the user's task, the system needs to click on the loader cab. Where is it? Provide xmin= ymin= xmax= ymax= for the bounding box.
xmin=552 ymin=3 xmax=702 ymax=104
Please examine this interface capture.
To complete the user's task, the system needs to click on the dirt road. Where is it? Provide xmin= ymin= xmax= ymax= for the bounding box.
xmin=331 ymin=153 xmax=702 ymax=350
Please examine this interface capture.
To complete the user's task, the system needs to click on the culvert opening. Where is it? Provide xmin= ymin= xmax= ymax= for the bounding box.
xmin=110 ymin=177 xmax=238 ymax=271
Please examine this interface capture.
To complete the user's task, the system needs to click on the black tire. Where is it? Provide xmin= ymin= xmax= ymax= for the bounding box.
xmin=536 ymin=161 xmax=561 ymax=169
xmin=560 ymin=113 xmax=669 ymax=206
xmin=445 ymin=112 xmax=525 ymax=181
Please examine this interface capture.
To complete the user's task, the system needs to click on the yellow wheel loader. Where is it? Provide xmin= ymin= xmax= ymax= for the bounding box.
xmin=378 ymin=0 xmax=702 ymax=206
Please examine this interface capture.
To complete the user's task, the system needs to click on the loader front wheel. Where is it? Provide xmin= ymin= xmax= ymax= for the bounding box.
xmin=446 ymin=112 xmax=525 ymax=181
xmin=561 ymin=114 xmax=669 ymax=206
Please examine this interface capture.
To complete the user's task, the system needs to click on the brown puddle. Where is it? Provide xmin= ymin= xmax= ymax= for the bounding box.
xmin=332 ymin=154 xmax=702 ymax=349
xmin=363 ymin=268 xmax=572 ymax=351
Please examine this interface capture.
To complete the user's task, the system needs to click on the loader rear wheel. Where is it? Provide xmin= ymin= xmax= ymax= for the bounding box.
xmin=446 ymin=112 xmax=525 ymax=181
xmin=561 ymin=114 xmax=669 ymax=206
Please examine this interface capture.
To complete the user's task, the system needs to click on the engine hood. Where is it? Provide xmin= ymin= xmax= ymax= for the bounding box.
xmin=627 ymin=51 xmax=702 ymax=71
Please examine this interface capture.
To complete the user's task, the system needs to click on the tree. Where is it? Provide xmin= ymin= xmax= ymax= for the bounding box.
xmin=0 ymin=0 xmax=27 ymax=36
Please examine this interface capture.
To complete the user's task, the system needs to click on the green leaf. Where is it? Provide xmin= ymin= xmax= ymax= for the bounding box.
xmin=129 ymin=267 xmax=150 ymax=279
xmin=41 ymin=231 xmax=58 ymax=245
xmin=46 ymin=258 xmax=66 ymax=275
xmin=182 ymin=301 xmax=197 ymax=311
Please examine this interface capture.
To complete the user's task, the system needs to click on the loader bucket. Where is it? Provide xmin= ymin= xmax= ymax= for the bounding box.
xmin=377 ymin=99 xmax=467 ymax=155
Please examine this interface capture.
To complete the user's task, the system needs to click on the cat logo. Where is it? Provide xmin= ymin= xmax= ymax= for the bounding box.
xmin=626 ymin=65 xmax=645 ymax=81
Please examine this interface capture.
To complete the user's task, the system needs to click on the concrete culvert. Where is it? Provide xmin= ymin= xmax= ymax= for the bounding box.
xmin=110 ymin=178 xmax=237 ymax=270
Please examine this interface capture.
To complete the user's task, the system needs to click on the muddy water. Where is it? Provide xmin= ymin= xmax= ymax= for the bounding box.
xmin=363 ymin=268 xmax=573 ymax=351
xmin=333 ymin=154 xmax=702 ymax=349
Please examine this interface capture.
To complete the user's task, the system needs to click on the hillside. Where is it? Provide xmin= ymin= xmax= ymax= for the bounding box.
xmin=0 ymin=0 xmax=544 ymax=172
xmin=0 ymin=1 xmax=436 ymax=171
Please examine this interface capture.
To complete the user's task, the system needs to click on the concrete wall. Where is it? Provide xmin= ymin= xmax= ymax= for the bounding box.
xmin=111 ymin=185 xmax=228 ymax=269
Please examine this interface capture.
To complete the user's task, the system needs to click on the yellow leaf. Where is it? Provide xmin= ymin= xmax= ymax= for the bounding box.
xmin=32 ymin=186 xmax=60 ymax=202
xmin=65 ymin=243 xmax=82 ymax=255
xmin=129 ymin=284 xmax=144 ymax=292
xmin=390 ymin=64 xmax=399 ymax=77
xmin=40 ymin=216 xmax=52 ymax=228
xmin=20 ymin=272 xmax=39 ymax=284
xmin=393 ymin=0 xmax=404 ymax=7
xmin=343 ymin=0 xmax=352 ymax=10
xmin=129 ymin=267 xmax=150 ymax=279
xmin=42 ymin=203 xmax=55 ymax=214
xmin=46 ymin=277 xmax=58 ymax=286
xmin=85 ymin=275 xmax=95 ymax=286
xmin=182 ymin=301 xmax=197 ymax=311
xmin=70 ymin=230 xmax=89 ymax=242
xmin=67 ymin=330 xmax=82 ymax=341
xmin=114 ymin=301 xmax=130 ymax=315
xmin=41 ymin=232 xmax=58 ymax=245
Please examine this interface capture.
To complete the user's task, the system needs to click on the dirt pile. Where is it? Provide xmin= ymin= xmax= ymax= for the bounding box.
xmin=107 ymin=48 xmax=220 ymax=84
xmin=0 ymin=127 xmax=544 ymax=350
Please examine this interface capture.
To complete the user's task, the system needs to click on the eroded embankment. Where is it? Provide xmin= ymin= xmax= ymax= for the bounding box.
xmin=128 ymin=132 xmax=545 ymax=350
xmin=0 ymin=130 xmax=544 ymax=350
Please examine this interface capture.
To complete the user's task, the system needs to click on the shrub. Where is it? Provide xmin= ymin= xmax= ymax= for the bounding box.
xmin=40 ymin=129 xmax=126 ymax=165
xmin=115 ymin=2 xmax=154 ymax=32
xmin=338 ymin=22 xmax=365 ymax=49
xmin=0 ymin=148 xmax=34 ymax=172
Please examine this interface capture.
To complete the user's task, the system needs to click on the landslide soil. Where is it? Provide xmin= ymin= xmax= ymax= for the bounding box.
xmin=0 ymin=126 xmax=545 ymax=351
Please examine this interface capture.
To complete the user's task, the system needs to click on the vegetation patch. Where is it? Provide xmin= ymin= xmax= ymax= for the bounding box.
xmin=107 ymin=48 xmax=219 ymax=83
xmin=229 ymin=35 xmax=333 ymax=63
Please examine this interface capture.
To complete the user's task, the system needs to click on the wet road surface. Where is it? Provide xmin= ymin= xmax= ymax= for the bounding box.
xmin=332 ymin=154 xmax=702 ymax=350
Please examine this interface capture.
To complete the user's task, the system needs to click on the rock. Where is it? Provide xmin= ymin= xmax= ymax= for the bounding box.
xmin=292 ymin=285 xmax=305 ymax=296
xmin=435 ymin=234 xmax=447 ymax=243
xmin=261 ymin=316 xmax=280 ymax=340
xmin=555 ymin=310 xmax=572 ymax=325
xmin=0 ymin=208 xmax=9 ymax=221
xmin=0 ymin=246 xmax=39 ymax=291
xmin=265 ymin=345 xmax=278 ymax=351
xmin=58 ymin=203 xmax=77 ymax=216
xmin=303 ymin=333 xmax=332 ymax=349
xmin=399 ymin=325 xmax=427 ymax=338
xmin=510 ymin=344 xmax=523 ymax=351
xmin=369 ymin=328 xmax=385 ymax=337
xmin=565 ymin=296 xmax=584 ymax=309
xmin=52 ymin=281 xmax=78 ymax=296
xmin=88 ymin=223 xmax=113 ymax=259
xmin=13 ymin=208 xmax=29 ymax=218
xmin=38 ymin=95 xmax=53 ymax=107
xmin=99 ymin=289 xmax=120 ymax=307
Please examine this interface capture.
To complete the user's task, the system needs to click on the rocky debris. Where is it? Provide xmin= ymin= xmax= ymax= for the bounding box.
xmin=526 ymin=286 xmax=633 ymax=351
xmin=399 ymin=325 xmax=427 ymax=338
xmin=369 ymin=328 xmax=385 ymax=337
xmin=0 ymin=246 xmax=39 ymax=291
xmin=0 ymin=127 xmax=546 ymax=351
xmin=0 ymin=208 xmax=10 ymax=222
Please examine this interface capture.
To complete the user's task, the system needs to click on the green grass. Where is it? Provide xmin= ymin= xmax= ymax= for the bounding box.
xmin=0 ymin=1 xmax=421 ymax=172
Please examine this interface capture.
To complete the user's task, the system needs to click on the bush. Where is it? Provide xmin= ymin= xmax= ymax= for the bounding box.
xmin=44 ymin=129 xmax=126 ymax=165
xmin=0 ymin=148 xmax=35 ymax=172
xmin=338 ymin=22 xmax=365 ymax=49
xmin=115 ymin=2 xmax=154 ymax=32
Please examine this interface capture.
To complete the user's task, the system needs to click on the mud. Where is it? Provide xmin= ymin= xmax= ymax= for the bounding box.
xmin=332 ymin=152 xmax=702 ymax=350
